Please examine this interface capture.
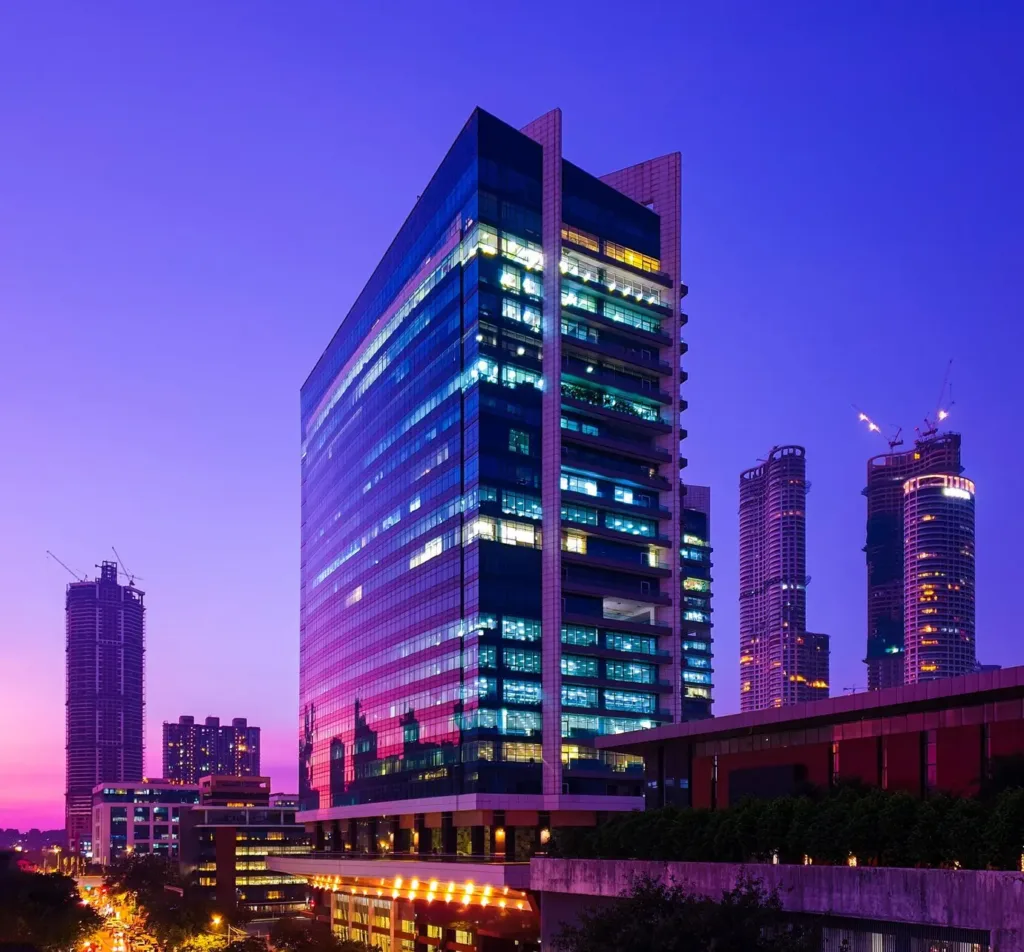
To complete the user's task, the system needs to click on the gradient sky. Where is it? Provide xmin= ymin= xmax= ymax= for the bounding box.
xmin=2 ymin=2 xmax=1021 ymax=831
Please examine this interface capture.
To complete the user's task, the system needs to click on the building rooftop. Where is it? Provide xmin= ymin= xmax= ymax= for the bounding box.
xmin=597 ymin=664 xmax=1024 ymax=751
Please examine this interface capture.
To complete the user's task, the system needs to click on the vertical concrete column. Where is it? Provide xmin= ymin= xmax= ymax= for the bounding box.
xmin=522 ymin=107 xmax=564 ymax=797
xmin=346 ymin=818 xmax=357 ymax=852
xmin=347 ymin=892 xmax=354 ymax=937
xmin=441 ymin=812 xmax=457 ymax=855
xmin=504 ymin=825 xmax=518 ymax=860
xmin=331 ymin=820 xmax=342 ymax=851
xmin=414 ymin=814 xmax=426 ymax=855
xmin=600 ymin=155 xmax=684 ymax=722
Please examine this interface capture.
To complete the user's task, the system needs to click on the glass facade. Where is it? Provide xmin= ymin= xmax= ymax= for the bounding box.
xmin=680 ymin=486 xmax=714 ymax=718
xmin=298 ymin=108 xmax=704 ymax=815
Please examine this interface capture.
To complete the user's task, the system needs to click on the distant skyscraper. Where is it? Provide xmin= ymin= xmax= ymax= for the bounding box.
xmin=681 ymin=484 xmax=713 ymax=717
xmin=863 ymin=433 xmax=962 ymax=689
xmin=163 ymin=715 xmax=261 ymax=784
xmin=739 ymin=446 xmax=828 ymax=710
xmin=795 ymin=632 xmax=831 ymax=696
xmin=65 ymin=561 xmax=144 ymax=854
xmin=902 ymin=474 xmax=976 ymax=683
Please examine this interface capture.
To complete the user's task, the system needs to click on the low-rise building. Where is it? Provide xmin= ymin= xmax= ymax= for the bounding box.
xmin=91 ymin=780 xmax=200 ymax=865
xmin=179 ymin=776 xmax=310 ymax=919
xmin=598 ymin=664 xmax=1024 ymax=808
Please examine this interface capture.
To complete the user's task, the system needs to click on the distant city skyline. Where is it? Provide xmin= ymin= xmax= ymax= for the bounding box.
xmin=2 ymin=3 xmax=1021 ymax=829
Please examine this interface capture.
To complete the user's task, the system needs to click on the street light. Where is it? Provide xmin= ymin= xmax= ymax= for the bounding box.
xmin=210 ymin=914 xmax=245 ymax=942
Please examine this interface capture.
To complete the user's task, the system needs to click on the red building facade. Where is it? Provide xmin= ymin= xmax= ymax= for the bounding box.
xmin=600 ymin=666 xmax=1024 ymax=809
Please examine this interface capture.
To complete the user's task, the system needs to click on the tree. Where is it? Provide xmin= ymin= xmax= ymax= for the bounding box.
xmin=178 ymin=936 xmax=226 ymax=952
xmin=553 ymin=875 xmax=816 ymax=952
xmin=223 ymin=938 xmax=267 ymax=952
xmin=979 ymin=754 xmax=1024 ymax=800
xmin=0 ymin=868 xmax=103 ymax=951
xmin=269 ymin=917 xmax=374 ymax=952
xmin=102 ymin=853 xmax=221 ymax=949
xmin=104 ymin=853 xmax=180 ymax=906
xmin=144 ymin=891 xmax=215 ymax=950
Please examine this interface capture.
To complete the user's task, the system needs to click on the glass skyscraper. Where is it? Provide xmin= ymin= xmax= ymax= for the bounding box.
xmin=297 ymin=108 xmax=700 ymax=846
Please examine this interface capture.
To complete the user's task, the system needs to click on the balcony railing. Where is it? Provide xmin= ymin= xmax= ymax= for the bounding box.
xmin=561 ymin=382 xmax=664 ymax=423
xmin=561 ymin=327 xmax=672 ymax=376
xmin=562 ymin=358 xmax=670 ymax=405
xmin=560 ymin=424 xmax=671 ymax=465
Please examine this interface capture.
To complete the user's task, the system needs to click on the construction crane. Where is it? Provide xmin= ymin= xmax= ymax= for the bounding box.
xmin=110 ymin=546 xmax=143 ymax=586
xmin=46 ymin=550 xmax=86 ymax=582
xmin=854 ymin=406 xmax=904 ymax=452
xmin=917 ymin=359 xmax=954 ymax=440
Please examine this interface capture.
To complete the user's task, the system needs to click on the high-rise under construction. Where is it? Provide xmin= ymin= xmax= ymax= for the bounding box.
xmin=65 ymin=561 xmax=145 ymax=854
xmin=863 ymin=432 xmax=965 ymax=688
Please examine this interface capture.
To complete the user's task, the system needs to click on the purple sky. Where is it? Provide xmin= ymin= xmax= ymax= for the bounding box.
xmin=2 ymin=2 xmax=1021 ymax=830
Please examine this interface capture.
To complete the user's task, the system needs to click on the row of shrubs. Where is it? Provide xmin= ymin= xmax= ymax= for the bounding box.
xmin=549 ymin=784 xmax=1024 ymax=870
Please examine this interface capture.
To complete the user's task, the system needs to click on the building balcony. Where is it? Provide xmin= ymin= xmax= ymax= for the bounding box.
xmin=561 ymin=521 xmax=670 ymax=551
xmin=562 ymin=305 xmax=672 ymax=348
xmin=563 ymin=675 xmax=674 ymax=695
xmin=560 ymin=637 xmax=672 ymax=663
xmin=562 ymin=611 xmax=671 ymax=638
xmin=561 ymin=574 xmax=672 ymax=607
xmin=561 ymin=548 xmax=671 ymax=578
xmin=560 ymin=234 xmax=674 ymax=289
xmin=562 ymin=446 xmax=670 ymax=492
xmin=560 ymin=425 xmax=671 ymax=465
xmin=561 ymin=488 xmax=671 ymax=522
xmin=561 ymin=332 xmax=672 ymax=377
xmin=561 ymin=273 xmax=673 ymax=322
xmin=561 ymin=360 xmax=671 ymax=406
xmin=561 ymin=392 xmax=670 ymax=434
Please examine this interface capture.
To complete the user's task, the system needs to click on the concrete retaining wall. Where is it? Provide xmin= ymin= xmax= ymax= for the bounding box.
xmin=531 ymin=859 xmax=1024 ymax=951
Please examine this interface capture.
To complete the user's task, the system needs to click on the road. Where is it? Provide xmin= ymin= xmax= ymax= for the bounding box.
xmin=79 ymin=886 xmax=158 ymax=952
